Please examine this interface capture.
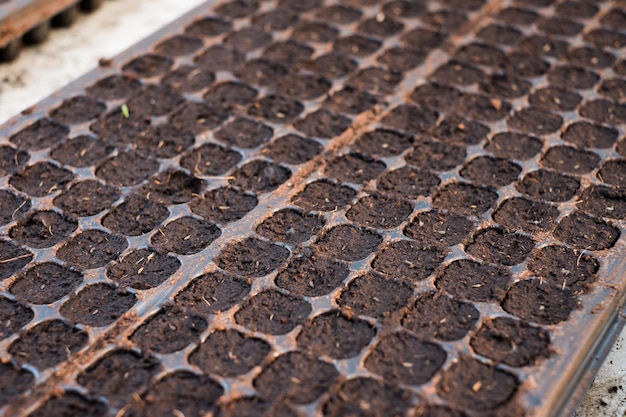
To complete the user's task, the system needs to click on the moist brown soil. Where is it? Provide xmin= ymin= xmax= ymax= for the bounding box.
xmin=365 ymin=331 xmax=446 ymax=385
xmin=516 ymin=169 xmax=580 ymax=202
xmin=299 ymin=52 xmax=357 ymax=79
xmin=480 ymin=73 xmax=531 ymax=99
xmin=234 ymin=289 xmax=311 ymax=335
xmin=85 ymin=75 xmax=141 ymax=100
xmin=150 ymin=216 xmax=221 ymax=255
xmin=478 ymin=24 xmax=522 ymax=45
xmin=528 ymin=86 xmax=581 ymax=111
xmin=292 ymin=180 xmax=356 ymax=212
xmin=598 ymin=160 xmax=626 ymax=186
xmin=215 ymin=117 xmax=273 ymax=149
xmin=77 ymin=350 xmax=161 ymax=408
xmin=263 ymin=40 xmax=315 ymax=65
xmin=230 ymin=160 xmax=291 ymax=192
xmin=0 ymin=296 xmax=33 ymax=341
xmin=252 ymin=8 xmax=299 ymax=31
xmin=89 ymin=108 xmax=151 ymax=146
xmin=347 ymin=67 xmax=402 ymax=95
xmin=256 ymin=208 xmax=324 ymax=244
xmin=484 ymin=132 xmax=542 ymax=161
xmin=169 ymin=102 xmax=228 ymax=134
xmin=0 ymin=145 xmax=29 ymax=177
xmin=527 ymin=245 xmax=599 ymax=293
xmin=236 ymin=59 xmax=288 ymax=87
xmin=8 ymin=319 xmax=88 ymax=370
xmin=137 ymin=170 xmax=203 ymax=205
xmin=175 ymin=270 xmax=251 ymax=315
xmin=354 ymin=128 xmax=412 ymax=157
xmin=346 ymin=193 xmax=413 ymax=229
xmin=274 ymin=250 xmax=349 ymax=296
xmin=203 ymin=81 xmax=257 ymax=109
xmin=377 ymin=166 xmax=440 ymax=199
xmin=431 ymin=183 xmax=498 ymax=216
xmin=9 ymin=210 xmax=76 ymax=248
xmin=372 ymin=239 xmax=448 ymax=282
xmin=333 ymin=34 xmax=381 ymax=57
xmin=9 ymin=119 xmax=69 ymax=150
xmin=10 ymin=161 xmax=74 ymax=197
xmin=106 ymin=249 xmax=181 ymax=290
xmin=433 ymin=116 xmax=489 ymax=146
xmin=493 ymin=197 xmax=559 ymax=233
xmin=410 ymin=82 xmax=462 ymax=112
xmin=404 ymin=140 xmax=466 ymax=172
xmin=322 ymin=377 xmax=412 ymax=417
xmin=215 ymin=0 xmax=258 ymax=18
xmin=294 ymin=109 xmax=352 ymax=139
xmin=101 ymin=194 xmax=168 ymax=236
xmin=0 ymin=190 xmax=30 ymax=226
xmin=325 ymin=87 xmax=379 ymax=115
xmin=456 ymin=94 xmax=511 ymax=122
xmin=28 ymin=392 xmax=107 ymax=417
xmin=60 ymin=283 xmax=137 ymax=327
xmin=49 ymin=96 xmax=106 ymax=125
xmin=189 ymin=329 xmax=271 ymax=377
xmin=460 ymin=156 xmax=521 ymax=187
xmin=195 ymin=45 xmax=246 ymax=72
xmin=185 ymin=16 xmax=232 ymax=38
xmin=224 ymin=28 xmax=272 ymax=53
xmin=579 ymin=185 xmax=626 ymax=220
xmin=216 ymin=238 xmax=290 ymax=277
xmin=402 ymin=291 xmax=479 ymax=341
xmin=337 ymin=272 xmax=413 ymax=317
xmin=217 ymin=397 xmax=299 ymax=417
xmin=553 ymin=211 xmax=620 ymax=251
xmin=324 ymin=153 xmax=386 ymax=184
xmin=162 ymin=65 xmax=215 ymax=92
xmin=540 ymin=146 xmax=600 ymax=175
xmin=189 ymin=186 xmax=258 ymax=224
xmin=122 ymin=54 xmax=173 ymax=78
xmin=124 ymin=371 xmax=223 ymax=417
xmin=561 ymin=121 xmax=618 ymax=149
xmin=437 ymin=357 xmax=519 ymax=411
xmin=507 ymin=107 xmax=563 ymax=135
xmin=56 ymin=229 xmax=128 ymax=269
xmin=466 ymin=227 xmax=535 ymax=266
xmin=181 ymin=143 xmax=242 ymax=176
xmin=154 ymin=35 xmax=204 ymax=57
xmin=0 ymin=239 xmax=32 ymax=280
xmin=432 ymin=60 xmax=484 ymax=86
xmin=95 ymin=151 xmax=159 ymax=187
xmin=381 ymin=104 xmax=438 ymax=134
xmin=261 ymin=134 xmax=322 ymax=165
xmin=377 ymin=46 xmax=427 ymax=71
xmin=503 ymin=51 xmax=550 ymax=78
xmin=436 ymin=259 xmax=510 ymax=302
xmin=0 ymin=362 xmax=34 ymax=407
xmin=547 ymin=65 xmax=599 ymax=90
xmin=253 ymin=351 xmax=339 ymax=404
xmin=470 ymin=316 xmax=550 ymax=367
xmin=579 ymin=99 xmax=626 ymax=125
xmin=297 ymin=310 xmax=376 ymax=359
xmin=10 ymin=262 xmax=82 ymax=304
xmin=313 ymin=224 xmax=382 ymax=261
xmin=50 ymin=136 xmax=114 ymax=168
xmin=502 ymin=279 xmax=578 ymax=325
xmin=130 ymin=306 xmax=208 ymax=353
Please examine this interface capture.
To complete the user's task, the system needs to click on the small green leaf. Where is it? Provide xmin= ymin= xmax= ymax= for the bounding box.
xmin=121 ymin=104 xmax=130 ymax=119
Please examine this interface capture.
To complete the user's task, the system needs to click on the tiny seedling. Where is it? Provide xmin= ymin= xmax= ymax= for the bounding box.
xmin=121 ymin=104 xmax=130 ymax=119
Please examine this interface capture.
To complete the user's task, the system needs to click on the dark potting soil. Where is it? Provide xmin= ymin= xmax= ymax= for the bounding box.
xmin=28 ymin=392 xmax=107 ymax=417
xmin=217 ymin=397 xmax=299 ymax=417
xmin=337 ymin=272 xmax=413 ymax=317
xmin=540 ymin=146 xmax=601 ymax=175
xmin=56 ymin=229 xmax=128 ymax=269
xmin=10 ymin=262 xmax=82 ymax=305
xmin=216 ymin=237 xmax=290 ymax=277
xmin=493 ymin=197 xmax=559 ymax=233
xmin=162 ymin=65 xmax=216 ymax=93
xmin=0 ymin=362 xmax=34 ymax=407
xmin=49 ymin=96 xmax=106 ymax=125
xmin=313 ymin=224 xmax=382 ymax=261
xmin=0 ymin=190 xmax=30 ymax=226
xmin=95 ymin=151 xmax=159 ymax=187
xmin=354 ymin=128 xmax=413 ymax=157
xmin=274 ymin=250 xmax=349 ymax=297
xmin=294 ymin=109 xmax=352 ymax=139
xmin=137 ymin=170 xmax=203 ymax=205
xmin=346 ymin=193 xmax=413 ymax=229
xmin=189 ymin=186 xmax=258 ymax=224
xmin=85 ymin=75 xmax=141 ymax=100
xmin=180 ymin=143 xmax=242 ymax=176
xmin=460 ymin=156 xmax=521 ymax=187
xmin=502 ymin=279 xmax=578 ymax=325
xmin=431 ymin=183 xmax=498 ymax=216
xmin=261 ymin=134 xmax=322 ymax=165
xmin=381 ymin=104 xmax=438 ymax=134
xmin=299 ymin=52 xmax=357 ymax=79
xmin=60 ymin=283 xmax=137 ymax=327
xmin=106 ymin=249 xmax=181 ymax=290
xmin=405 ymin=140 xmax=466 ymax=172
xmin=9 ymin=210 xmax=77 ymax=248
xmin=0 ymin=145 xmax=29 ymax=177
xmin=484 ymin=132 xmax=543 ymax=161
xmin=234 ymin=289 xmax=311 ymax=335
xmin=578 ymin=185 xmax=626 ymax=221
xmin=579 ymin=99 xmax=626 ymax=126
xmin=0 ymin=296 xmax=33 ymax=341
xmin=8 ymin=319 xmax=88 ymax=370
xmin=150 ymin=216 xmax=221 ymax=255
xmin=256 ymin=208 xmax=324 ymax=244
xmin=175 ymin=270 xmax=251 ymax=315
xmin=527 ymin=245 xmax=599 ymax=293
xmin=130 ymin=306 xmax=207 ymax=353
xmin=435 ymin=259 xmax=510 ymax=302
xmin=101 ymin=194 xmax=168 ymax=236
xmin=9 ymin=119 xmax=69 ymax=150
xmin=50 ymin=135 xmax=114 ymax=168
xmin=465 ymin=227 xmax=535 ymax=266
xmin=553 ymin=211 xmax=620 ymax=251
xmin=377 ymin=166 xmax=440 ymax=199
xmin=10 ymin=161 xmax=74 ymax=197
xmin=372 ymin=239 xmax=448 ymax=282
xmin=0 ymin=239 xmax=32 ymax=280
xmin=122 ymin=54 xmax=173 ymax=78
xmin=516 ymin=169 xmax=580 ymax=202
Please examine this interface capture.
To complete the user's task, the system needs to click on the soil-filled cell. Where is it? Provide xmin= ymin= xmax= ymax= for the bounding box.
xmin=317 ymin=4 xmax=362 ymax=22
xmin=432 ymin=60 xmax=484 ymax=87
xmin=86 ymin=75 xmax=141 ymax=101
xmin=584 ymin=29 xmax=626 ymax=49
xmin=598 ymin=160 xmax=626 ymax=187
xmin=377 ymin=166 xmax=440 ymax=200
xmin=484 ymin=132 xmax=542 ymax=161
xmin=436 ymin=357 xmax=518 ymax=411
xmin=477 ymin=24 xmax=522 ymax=45
xmin=454 ymin=43 xmax=505 ymax=68
xmin=433 ymin=116 xmax=490 ymax=146
xmin=154 ymin=35 xmax=203 ymax=57
xmin=256 ymin=209 xmax=324 ymax=244
xmin=561 ymin=122 xmax=618 ymax=149
xmin=516 ymin=169 xmax=580 ymax=202
xmin=49 ymin=96 xmax=106 ymax=125
xmin=195 ymin=45 xmax=245 ymax=72
xmin=348 ymin=67 xmax=403 ymax=95
xmin=460 ymin=156 xmax=521 ymax=187
xmin=493 ymin=197 xmax=559 ymax=233
xmin=372 ymin=239 xmax=447 ymax=282
xmin=292 ymin=180 xmax=356 ymax=212
xmin=597 ymin=79 xmax=626 ymax=102
xmin=123 ymin=371 xmax=223 ymax=417
xmin=294 ymin=109 xmax=352 ymax=139
xmin=89 ymin=108 xmax=151 ymax=146
xmin=354 ymin=128 xmax=413 ymax=157
xmin=275 ymin=250 xmax=349 ymax=297
xmin=9 ymin=119 xmax=69 ymax=150
xmin=95 ymin=151 xmax=159 ymax=187
xmin=60 ymin=283 xmax=136 ymax=327
xmin=541 ymin=146 xmax=600 ymax=175
xmin=480 ymin=73 xmax=531 ymax=99
xmin=237 ymin=59 xmax=288 ymax=87
xmin=423 ymin=9 xmax=468 ymax=33
xmin=567 ymin=46 xmax=614 ymax=70
xmin=553 ymin=211 xmax=620 ymax=251
xmin=203 ymin=81 xmax=257 ymax=110
xmin=337 ymin=272 xmax=413 ymax=317
xmin=381 ymin=104 xmax=438 ymax=135
xmin=189 ymin=329 xmax=270 ymax=377
xmin=54 ymin=180 xmax=119 ymax=217
xmin=181 ymin=143 xmax=241 ymax=176
xmin=325 ymin=87 xmax=379 ymax=115
xmin=126 ymin=85 xmax=184 ymax=117
xmin=217 ymin=397 xmax=300 ymax=417
xmin=528 ymin=87 xmax=581 ymax=112
xmin=358 ymin=16 xmax=404 ymax=38
xmin=101 ymin=195 xmax=168 ymax=236
xmin=0 ymin=239 xmax=32 ymax=280
xmin=466 ymin=228 xmax=535 ymax=266
xmin=224 ymin=28 xmax=272 ymax=53
xmin=122 ymin=54 xmax=172 ymax=78
xmin=162 ymin=65 xmax=215 ymax=93
xmin=28 ymin=392 xmax=107 ymax=417
xmin=455 ymin=94 xmax=512 ymax=122
xmin=471 ymin=317 xmax=550 ymax=367
xmin=432 ymin=183 xmax=498 ymax=217
xmin=297 ymin=310 xmax=376 ymax=359
xmin=0 ymin=145 xmax=29 ymax=177
xmin=410 ymin=82 xmax=462 ymax=112
xmin=261 ymin=134 xmax=322 ymax=165
xmin=216 ymin=237 xmax=290 ymax=277
xmin=248 ymin=95 xmax=304 ymax=123
xmin=377 ymin=47 xmax=427 ymax=72
xmin=107 ymin=249 xmax=180 ymax=290
xmin=215 ymin=118 xmax=273 ymax=149
xmin=0 ymin=362 xmax=34 ymax=407
xmin=77 ymin=350 xmax=161 ymax=408
xmin=215 ymin=0 xmax=258 ymax=17
xmin=404 ymin=209 xmax=474 ymax=247
xmin=9 ymin=319 xmax=88 ymax=369
xmin=580 ymin=99 xmax=626 ymax=125
xmin=254 ymin=351 xmax=339 ymax=404
xmin=0 ymin=296 xmax=33 ymax=341
xmin=252 ymin=8 xmax=299 ymax=31
xmin=502 ymin=279 xmax=577 ymax=325
xmin=175 ymin=270 xmax=251 ymax=315
xmin=333 ymin=35 xmax=382 ymax=57
xmin=537 ymin=16 xmax=583 ymax=36
xmin=579 ymin=185 xmax=626 ymax=220
xmin=10 ymin=262 xmax=82 ymax=304
xmin=405 ymin=140 xmax=466 ymax=172
xmin=504 ymin=51 xmax=550 ymax=78
xmin=0 ymin=190 xmax=29 ymax=226
xmin=323 ymin=377 xmax=411 ymax=417
xmin=185 ymin=16 xmax=232 ymax=38
xmin=313 ymin=224 xmax=382 ymax=261
xmin=507 ymin=107 xmax=563 ymax=135
xmin=497 ymin=7 xmax=539 ymax=25
xmin=234 ymin=289 xmax=311 ymax=335
xmin=10 ymin=162 xmax=73 ymax=197
xmin=9 ymin=210 xmax=76 ymax=249
xmin=230 ymin=159 xmax=291 ymax=193
xmin=402 ymin=291 xmax=479 ymax=341
xmin=300 ymin=52 xmax=357 ymax=79
xmin=130 ymin=307 xmax=208 ymax=353
xmin=547 ymin=65 xmax=599 ymax=90
xmin=151 ymin=216 xmax=221 ymax=255
xmin=137 ymin=170 xmax=203 ymax=205
xmin=189 ymin=187 xmax=258 ymax=224
xmin=263 ymin=40 xmax=315 ymax=65
xmin=346 ymin=193 xmax=413 ymax=229
xmin=169 ymin=101 xmax=228 ymax=135
xmin=56 ymin=229 xmax=127 ymax=269
xmin=292 ymin=21 xmax=339 ymax=43
xmin=529 ymin=244 xmax=599 ymax=294
xmin=413 ymin=405 xmax=469 ymax=417
xmin=365 ymin=331 xmax=446 ymax=385
xmin=275 ymin=73 xmax=331 ymax=100
xmin=325 ymin=153 xmax=386 ymax=184
xmin=436 ymin=259 xmax=510 ymax=302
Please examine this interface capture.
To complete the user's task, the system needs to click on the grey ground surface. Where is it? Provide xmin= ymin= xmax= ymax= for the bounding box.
xmin=0 ymin=0 xmax=624 ymax=415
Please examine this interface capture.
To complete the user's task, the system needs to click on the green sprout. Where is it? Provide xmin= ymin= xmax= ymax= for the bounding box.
xmin=121 ymin=104 xmax=130 ymax=119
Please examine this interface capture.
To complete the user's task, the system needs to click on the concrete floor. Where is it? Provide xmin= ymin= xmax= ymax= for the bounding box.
xmin=0 ymin=0 xmax=624 ymax=415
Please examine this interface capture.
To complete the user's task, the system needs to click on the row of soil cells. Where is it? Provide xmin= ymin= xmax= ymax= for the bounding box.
xmin=1 ymin=2 xmax=620 ymax=415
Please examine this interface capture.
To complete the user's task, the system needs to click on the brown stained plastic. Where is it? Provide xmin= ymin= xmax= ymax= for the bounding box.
xmin=1 ymin=0 xmax=626 ymax=416
xmin=0 ymin=0 xmax=104 ymax=61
